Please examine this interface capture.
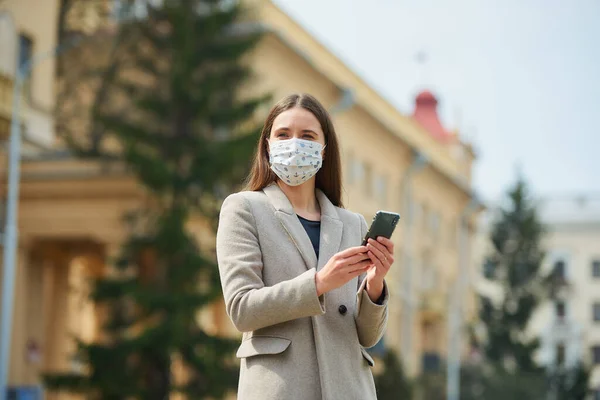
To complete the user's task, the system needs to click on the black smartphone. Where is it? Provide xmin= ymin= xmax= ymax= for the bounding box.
xmin=361 ymin=211 xmax=401 ymax=245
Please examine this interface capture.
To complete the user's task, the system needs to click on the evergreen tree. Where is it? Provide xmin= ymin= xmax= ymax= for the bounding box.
xmin=460 ymin=176 xmax=547 ymax=398
xmin=547 ymin=362 xmax=592 ymax=400
xmin=45 ymin=1 xmax=267 ymax=399
xmin=374 ymin=349 xmax=413 ymax=400
xmin=460 ymin=362 xmax=546 ymax=400
xmin=466 ymin=176 xmax=592 ymax=398
xmin=479 ymin=176 xmax=546 ymax=372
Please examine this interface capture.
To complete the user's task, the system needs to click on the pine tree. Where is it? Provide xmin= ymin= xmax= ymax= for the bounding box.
xmin=466 ymin=176 xmax=592 ymax=398
xmin=374 ymin=349 xmax=413 ymax=400
xmin=45 ymin=1 xmax=267 ymax=398
xmin=479 ymin=176 xmax=546 ymax=372
xmin=460 ymin=176 xmax=548 ymax=398
xmin=547 ymin=362 xmax=591 ymax=400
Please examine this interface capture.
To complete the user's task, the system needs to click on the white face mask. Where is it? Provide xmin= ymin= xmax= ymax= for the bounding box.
xmin=268 ymin=138 xmax=325 ymax=186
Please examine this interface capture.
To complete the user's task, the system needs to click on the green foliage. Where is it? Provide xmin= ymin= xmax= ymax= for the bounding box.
xmin=547 ymin=362 xmax=592 ymax=400
xmin=460 ymin=362 xmax=546 ymax=400
xmin=466 ymin=175 xmax=592 ymax=399
xmin=45 ymin=1 xmax=267 ymax=399
xmin=478 ymin=176 xmax=546 ymax=372
xmin=374 ymin=349 xmax=413 ymax=400
xmin=415 ymin=370 xmax=446 ymax=400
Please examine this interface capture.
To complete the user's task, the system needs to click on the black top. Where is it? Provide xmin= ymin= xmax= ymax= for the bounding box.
xmin=297 ymin=215 xmax=321 ymax=259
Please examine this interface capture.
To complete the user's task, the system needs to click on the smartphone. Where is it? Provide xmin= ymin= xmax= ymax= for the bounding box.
xmin=361 ymin=211 xmax=401 ymax=245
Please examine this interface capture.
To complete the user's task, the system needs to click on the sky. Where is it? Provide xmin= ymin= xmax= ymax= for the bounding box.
xmin=273 ymin=0 xmax=599 ymax=203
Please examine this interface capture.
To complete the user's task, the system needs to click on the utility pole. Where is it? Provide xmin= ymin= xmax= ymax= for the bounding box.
xmin=0 ymin=36 xmax=83 ymax=400
xmin=446 ymin=198 xmax=480 ymax=400
xmin=400 ymin=152 xmax=427 ymax=370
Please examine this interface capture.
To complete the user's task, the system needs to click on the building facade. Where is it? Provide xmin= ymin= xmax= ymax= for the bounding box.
xmin=0 ymin=0 xmax=480 ymax=396
xmin=473 ymin=196 xmax=600 ymax=397
xmin=532 ymin=196 xmax=600 ymax=397
xmin=0 ymin=0 xmax=60 ymax=397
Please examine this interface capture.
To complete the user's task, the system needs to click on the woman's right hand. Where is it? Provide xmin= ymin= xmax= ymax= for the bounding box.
xmin=315 ymin=246 xmax=372 ymax=296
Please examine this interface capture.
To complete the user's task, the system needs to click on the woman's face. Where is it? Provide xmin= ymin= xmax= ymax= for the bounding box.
xmin=268 ymin=106 xmax=325 ymax=148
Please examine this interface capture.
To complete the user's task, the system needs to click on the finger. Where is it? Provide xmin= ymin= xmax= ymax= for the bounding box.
xmin=347 ymin=260 xmax=372 ymax=274
xmin=376 ymin=236 xmax=394 ymax=253
xmin=367 ymin=238 xmax=387 ymax=253
xmin=343 ymin=252 xmax=371 ymax=266
xmin=349 ymin=267 xmax=370 ymax=280
xmin=367 ymin=252 xmax=390 ymax=279
xmin=336 ymin=246 xmax=368 ymax=259
xmin=367 ymin=239 xmax=388 ymax=263
xmin=369 ymin=238 xmax=394 ymax=265
xmin=367 ymin=251 xmax=385 ymax=270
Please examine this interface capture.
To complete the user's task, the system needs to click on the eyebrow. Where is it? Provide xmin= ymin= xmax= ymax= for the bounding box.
xmin=274 ymin=127 xmax=319 ymax=136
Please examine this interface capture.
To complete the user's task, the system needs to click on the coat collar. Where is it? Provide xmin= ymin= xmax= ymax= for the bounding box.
xmin=263 ymin=183 xmax=343 ymax=270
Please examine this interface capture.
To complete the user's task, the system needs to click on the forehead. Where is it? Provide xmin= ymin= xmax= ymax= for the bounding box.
xmin=272 ymin=107 xmax=322 ymax=132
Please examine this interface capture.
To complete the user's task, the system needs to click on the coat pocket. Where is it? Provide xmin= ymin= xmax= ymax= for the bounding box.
xmin=236 ymin=335 xmax=292 ymax=358
xmin=360 ymin=347 xmax=375 ymax=367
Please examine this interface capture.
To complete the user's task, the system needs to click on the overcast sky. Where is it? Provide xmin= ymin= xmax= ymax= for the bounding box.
xmin=273 ymin=0 xmax=599 ymax=203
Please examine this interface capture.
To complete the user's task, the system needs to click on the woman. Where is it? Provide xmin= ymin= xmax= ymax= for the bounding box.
xmin=216 ymin=93 xmax=394 ymax=400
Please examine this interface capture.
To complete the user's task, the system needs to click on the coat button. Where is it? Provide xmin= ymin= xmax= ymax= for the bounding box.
xmin=338 ymin=305 xmax=347 ymax=315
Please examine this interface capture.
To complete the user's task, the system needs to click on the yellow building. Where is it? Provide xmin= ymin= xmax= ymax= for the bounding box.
xmin=0 ymin=0 xmax=480 ymax=395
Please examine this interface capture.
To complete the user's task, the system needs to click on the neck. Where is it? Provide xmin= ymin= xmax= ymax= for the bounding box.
xmin=276 ymin=179 xmax=320 ymax=216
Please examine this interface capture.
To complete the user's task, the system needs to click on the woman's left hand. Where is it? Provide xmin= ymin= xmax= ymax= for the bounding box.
xmin=365 ymin=237 xmax=394 ymax=302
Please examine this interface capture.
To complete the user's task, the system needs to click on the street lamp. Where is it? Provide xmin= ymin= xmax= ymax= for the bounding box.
xmin=0 ymin=36 xmax=82 ymax=400
xmin=446 ymin=196 xmax=482 ymax=400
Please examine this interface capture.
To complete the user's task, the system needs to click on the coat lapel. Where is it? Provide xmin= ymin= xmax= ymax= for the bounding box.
xmin=315 ymin=189 xmax=343 ymax=270
xmin=263 ymin=184 xmax=318 ymax=270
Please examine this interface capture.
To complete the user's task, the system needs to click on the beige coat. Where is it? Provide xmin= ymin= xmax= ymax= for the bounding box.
xmin=216 ymin=184 xmax=389 ymax=400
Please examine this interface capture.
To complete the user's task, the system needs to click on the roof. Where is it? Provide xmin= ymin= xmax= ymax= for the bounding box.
xmin=539 ymin=195 xmax=600 ymax=225
xmin=412 ymin=90 xmax=455 ymax=143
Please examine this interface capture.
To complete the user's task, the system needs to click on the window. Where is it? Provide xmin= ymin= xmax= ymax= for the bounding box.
xmin=18 ymin=34 xmax=33 ymax=97
xmin=113 ymin=0 xmax=159 ymax=20
xmin=553 ymin=260 xmax=566 ymax=279
xmin=594 ymin=303 xmax=600 ymax=322
xmin=374 ymin=175 xmax=387 ymax=206
xmin=363 ymin=162 xmax=372 ymax=196
xmin=411 ymin=202 xmax=422 ymax=223
xmin=592 ymin=260 xmax=600 ymax=278
xmin=421 ymin=204 xmax=429 ymax=232
xmin=429 ymin=212 xmax=440 ymax=239
xmin=483 ymin=259 xmax=495 ymax=279
xmin=421 ymin=264 xmax=437 ymax=291
xmin=422 ymin=352 xmax=441 ymax=373
xmin=345 ymin=152 xmax=354 ymax=184
xmin=352 ymin=159 xmax=364 ymax=185
xmin=18 ymin=34 xmax=33 ymax=69
xmin=592 ymin=345 xmax=600 ymax=365
xmin=448 ymin=218 xmax=457 ymax=248
xmin=556 ymin=344 xmax=566 ymax=366
xmin=555 ymin=301 xmax=566 ymax=319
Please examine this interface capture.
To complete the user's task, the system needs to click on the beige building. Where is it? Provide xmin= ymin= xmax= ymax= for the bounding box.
xmin=0 ymin=0 xmax=480 ymax=395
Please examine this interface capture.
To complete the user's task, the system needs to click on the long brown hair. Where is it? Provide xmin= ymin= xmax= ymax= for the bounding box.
xmin=244 ymin=93 xmax=344 ymax=207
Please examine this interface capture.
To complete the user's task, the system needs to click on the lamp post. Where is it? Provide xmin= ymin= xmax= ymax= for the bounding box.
xmin=446 ymin=197 xmax=481 ymax=400
xmin=400 ymin=151 xmax=427 ymax=370
xmin=0 ymin=37 xmax=82 ymax=400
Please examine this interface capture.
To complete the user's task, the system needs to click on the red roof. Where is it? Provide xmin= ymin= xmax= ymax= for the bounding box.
xmin=412 ymin=90 xmax=454 ymax=143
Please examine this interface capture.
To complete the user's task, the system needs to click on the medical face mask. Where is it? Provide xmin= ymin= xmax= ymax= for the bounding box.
xmin=268 ymin=138 xmax=325 ymax=186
